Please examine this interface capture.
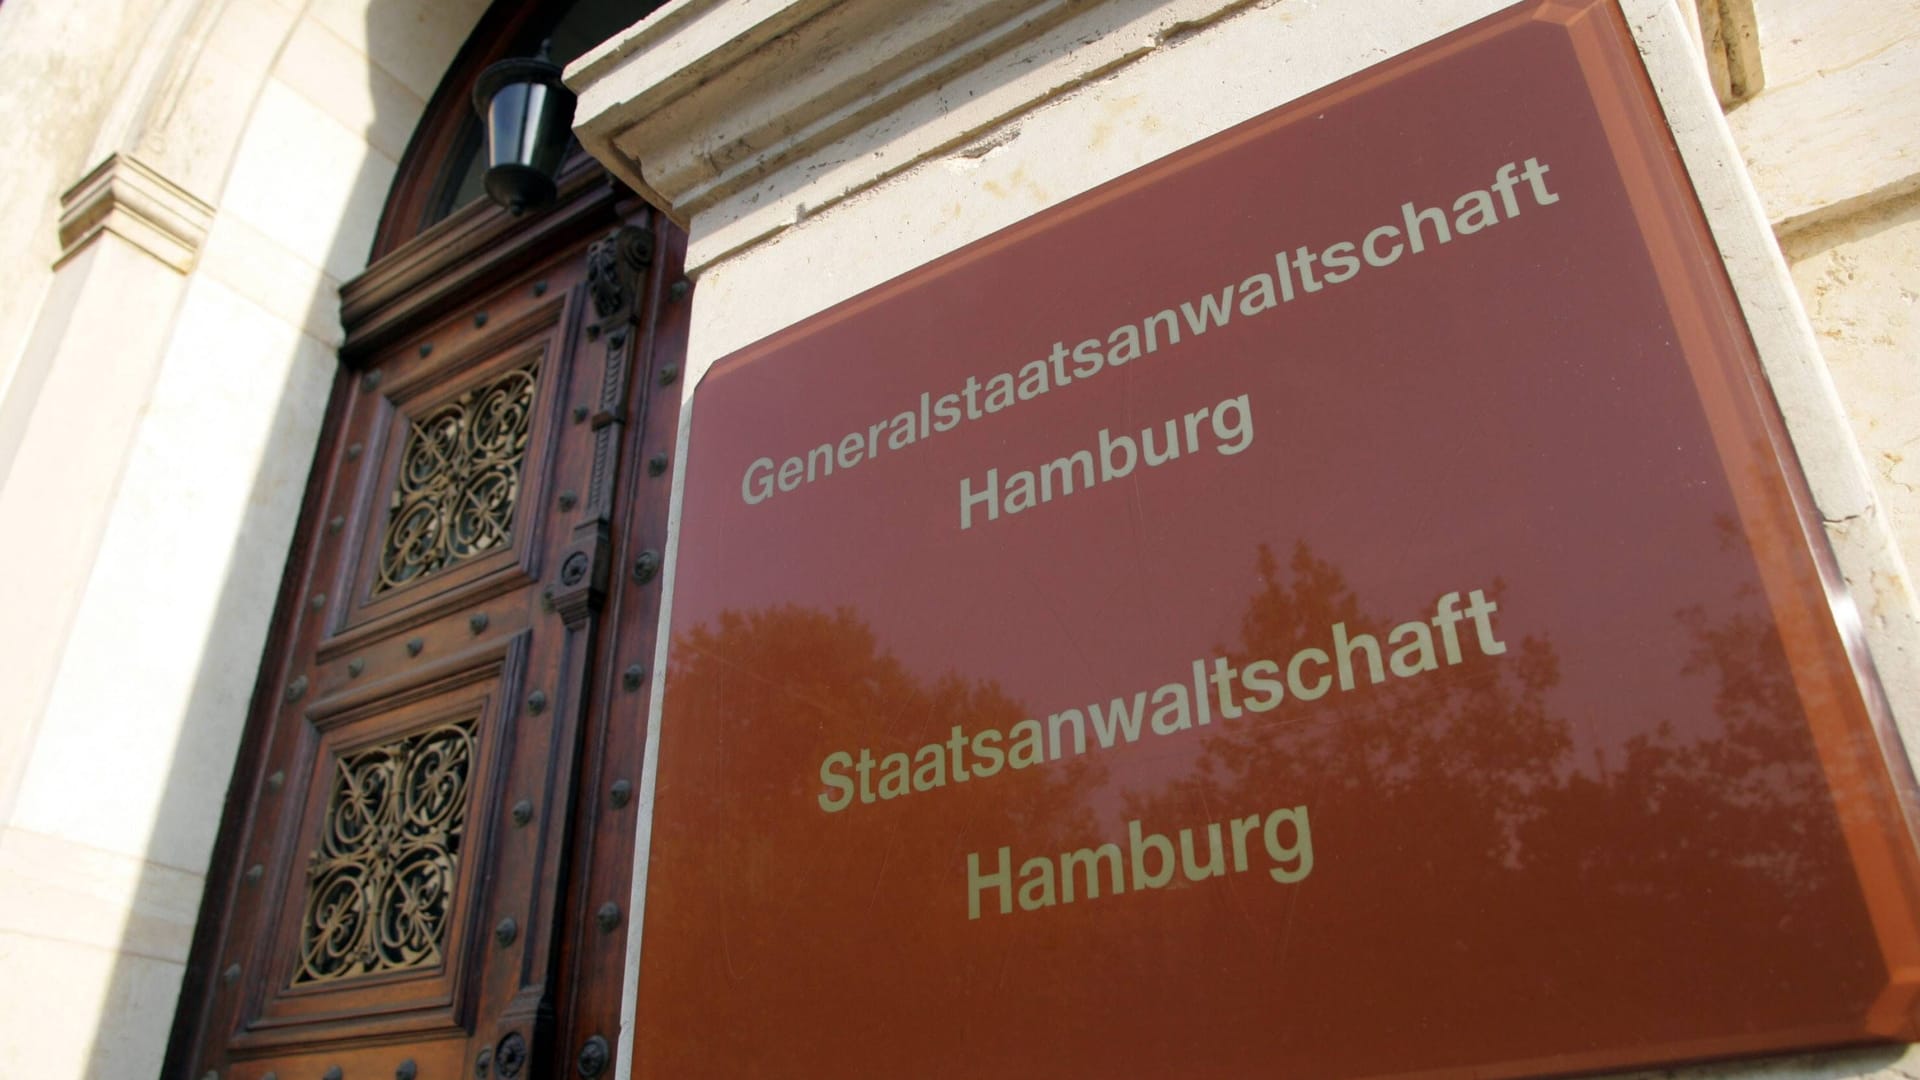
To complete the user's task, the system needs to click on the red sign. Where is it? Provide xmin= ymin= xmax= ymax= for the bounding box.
xmin=633 ymin=2 xmax=1920 ymax=1076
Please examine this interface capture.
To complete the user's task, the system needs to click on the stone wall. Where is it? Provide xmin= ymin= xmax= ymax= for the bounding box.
xmin=0 ymin=1 xmax=485 ymax=1075
xmin=0 ymin=0 xmax=1912 ymax=1077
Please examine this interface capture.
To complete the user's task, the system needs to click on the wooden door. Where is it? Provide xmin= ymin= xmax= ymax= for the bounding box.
xmin=170 ymin=168 xmax=686 ymax=1080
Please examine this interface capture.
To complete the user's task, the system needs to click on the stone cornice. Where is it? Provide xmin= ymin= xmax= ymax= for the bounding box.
xmin=567 ymin=0 xmax=1786 ymax=274
xmin=566 ymin=0 xmax=1097 ymax=230
xmin=568 ymin=0 xmax=1329 ymax=276
xmin=57 ymin=153 xmax=215 ymax=273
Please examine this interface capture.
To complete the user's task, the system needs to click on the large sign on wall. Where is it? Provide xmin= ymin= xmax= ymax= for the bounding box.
xmin=632 ymin=1 xmax=1920 ymax=1076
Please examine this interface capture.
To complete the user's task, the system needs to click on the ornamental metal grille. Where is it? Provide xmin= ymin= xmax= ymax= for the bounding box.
xmin=375 ymin=363 xmax=538 ymax=595
xmin=293 ymin=719 xmax=477 ymax=986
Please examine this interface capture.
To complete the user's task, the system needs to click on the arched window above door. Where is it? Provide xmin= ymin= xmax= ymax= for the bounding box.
xmin=373 ymin=0 xmax=667 ymax=259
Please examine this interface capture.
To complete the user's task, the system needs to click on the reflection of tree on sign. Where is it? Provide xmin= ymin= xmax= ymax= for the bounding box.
xmin=1135 ymin=542 xmax=1569 ymax=870
xmin=1517 ymin=572 xmax=1877 ymax=1009
xmin=1113 ymin=541 xmax=1572 ymax=1055
xmin=665 ymin=605 xmax=1105 ymax=841
xmin=644 ymin=604 xmax=1106 ymax=1077
xmin=1122 ymin=541 xmax=1884 ymax=1063
xmin=643 ymin=545 xmax=1895 ymax=1077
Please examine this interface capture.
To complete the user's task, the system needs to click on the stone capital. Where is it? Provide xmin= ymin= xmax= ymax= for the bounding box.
xmin=56 ymin=154 xmax=215 ymax=274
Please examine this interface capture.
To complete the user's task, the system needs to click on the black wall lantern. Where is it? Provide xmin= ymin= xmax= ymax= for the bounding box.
xmin=471 ymin=43 xmax=578 ymax=215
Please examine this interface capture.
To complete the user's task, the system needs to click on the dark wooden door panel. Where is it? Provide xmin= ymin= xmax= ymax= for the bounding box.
xmin=235 ymin=631 xmax=529 ymax=1045
xmin=324 ymin=270 xmax=580 ymax=655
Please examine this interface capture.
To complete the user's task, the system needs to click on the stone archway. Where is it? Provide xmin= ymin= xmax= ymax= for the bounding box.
xmin=0 ymin=2 xmax=491 ymax=1076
